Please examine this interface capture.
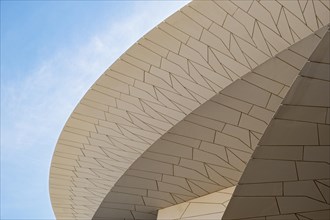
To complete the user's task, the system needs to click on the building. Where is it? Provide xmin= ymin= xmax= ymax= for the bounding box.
xmin=49 ymin=1 xmax=330 ymax=219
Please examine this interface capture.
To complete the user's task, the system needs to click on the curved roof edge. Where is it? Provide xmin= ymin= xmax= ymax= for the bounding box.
xmin=49 ymin=0 xmax=330 ymax=219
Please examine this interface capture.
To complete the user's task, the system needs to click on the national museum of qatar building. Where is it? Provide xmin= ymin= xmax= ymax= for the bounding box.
xmin=49 ymin=0 xmax=330 ymax=219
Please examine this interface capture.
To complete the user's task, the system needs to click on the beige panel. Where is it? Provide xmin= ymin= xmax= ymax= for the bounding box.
xmin=93 ymin=29 xmax=324 ymax=219
xmin=49 ymin=0 xmax=329 ymax=219
xmin=157 ymin=186 xmax=235 ymax=220
xmin=223 ymin=28 xmax=330 ymax=220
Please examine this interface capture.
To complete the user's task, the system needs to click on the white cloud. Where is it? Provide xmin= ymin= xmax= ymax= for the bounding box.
xmin=2 ymin=1 xmax=188 ymax=151
xmin=1 ymin=2 xmax=188 ymax=218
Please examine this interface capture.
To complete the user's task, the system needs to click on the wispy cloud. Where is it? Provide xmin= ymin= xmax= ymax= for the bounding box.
xmin=1 ymin=1 xmax=187 ymax=219
xmin=2 ymin=1 xmax=187 ymax=151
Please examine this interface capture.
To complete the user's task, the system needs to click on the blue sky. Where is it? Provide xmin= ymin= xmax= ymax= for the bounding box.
xmin=1 ymin=1 xmax=187 ymax=219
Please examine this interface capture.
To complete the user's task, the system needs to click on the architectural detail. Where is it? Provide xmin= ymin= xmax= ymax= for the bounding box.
xmin=222 ymin=29 xmax=330 ymax=220
xmin=155 ymin=25 xmax=330 ymax=220
xmin=93 ymin=28 xmax=327 ymax=219
xmin=158 ymin=186 xmax=236 ymax=220
xmin=49 ymin=0 xmax=330 ymax=219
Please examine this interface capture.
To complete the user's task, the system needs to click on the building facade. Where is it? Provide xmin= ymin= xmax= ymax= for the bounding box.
xmin=49 ymin=1 xmax=330 ymax=219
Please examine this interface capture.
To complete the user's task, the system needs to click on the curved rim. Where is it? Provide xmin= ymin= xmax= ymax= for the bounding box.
xmin=92 ymin=27 xmax=327 ymax=219
xmin=49 ymin=0 xmax=329 ymax=219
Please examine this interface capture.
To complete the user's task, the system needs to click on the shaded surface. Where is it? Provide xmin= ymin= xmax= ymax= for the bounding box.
xmin=93 ymin=27 xmax=326 ymax=220
xmin=49 ymin=0 xmax=330 ymax=219
xmin=223 ymin=28 xmax=330 ymax=220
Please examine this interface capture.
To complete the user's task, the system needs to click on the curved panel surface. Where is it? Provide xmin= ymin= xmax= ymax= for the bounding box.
xmin=93 ymin=27 xmax=326 ymax=220
xmin=223 ymin=28 xmax=330 ymax=220
xmin=49 ymin=0 xmax=330 ymax=219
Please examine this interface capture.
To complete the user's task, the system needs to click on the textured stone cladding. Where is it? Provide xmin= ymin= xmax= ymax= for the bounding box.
xmin=223 ymin=29 xmax=330 ymax=220
xmin=49 ymin=0 xmax=330 ymax=219
xmin=94 ymin=28 xmax=327 ymax=219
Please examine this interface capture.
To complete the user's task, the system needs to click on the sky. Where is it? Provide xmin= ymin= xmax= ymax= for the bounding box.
xmin=0 ymin=1 xmax=187 ymax=219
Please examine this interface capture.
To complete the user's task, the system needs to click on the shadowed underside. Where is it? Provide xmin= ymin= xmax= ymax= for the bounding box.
xmin=222 ymin=28 xmax=330 ymax=220
xmin=155 ymin=27 xmax=330 ymax=220
xmin=49 ymin=0 xmax=330 ymax=219
xmin=93 ymin=27 xmax=328 ymax=220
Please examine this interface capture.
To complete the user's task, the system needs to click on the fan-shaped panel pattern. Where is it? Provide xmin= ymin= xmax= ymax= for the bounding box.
xmin=93 ymin=27 xmax=327 ymax=220
xmin=222 ymin=27 xmax=330 ymax=220
xmin=153 ymin=25 xmax=329 ymax=220
xmin=49 ymin=0 xmax=330 ymax=219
